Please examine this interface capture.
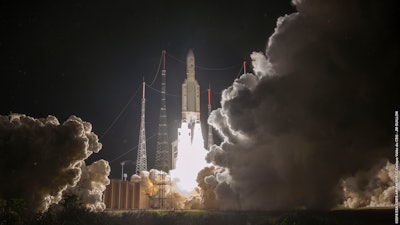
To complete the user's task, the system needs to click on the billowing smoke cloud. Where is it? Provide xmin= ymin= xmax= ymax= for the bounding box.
xmin=197 ymin=166 xmax=220 ymax=209
xmin=342 ymin=161 xmax=397 ymax=208
xmin=204 ymin=0 xmax=398 ymax=210
xmin=131 ymin=169 xmax=204 ymax=209
xmin=65 ymin=160 xmax=110 ymax=211
xmin=0 ymin=114 xmax=107 ymax=212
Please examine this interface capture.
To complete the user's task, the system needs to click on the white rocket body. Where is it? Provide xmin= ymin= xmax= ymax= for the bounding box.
xmin=182 ymin=49 xmax=200 ymax=124
xmin=171 ymin=49 xmax=208 ymax=194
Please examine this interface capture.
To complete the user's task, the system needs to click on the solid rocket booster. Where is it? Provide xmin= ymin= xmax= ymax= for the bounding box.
xmin=182 ymin=49 xmax=200 ymax=123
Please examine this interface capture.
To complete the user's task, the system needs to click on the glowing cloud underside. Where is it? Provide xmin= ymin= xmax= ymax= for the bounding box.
xmin=170 ymin=121 xmax=208 ymax=195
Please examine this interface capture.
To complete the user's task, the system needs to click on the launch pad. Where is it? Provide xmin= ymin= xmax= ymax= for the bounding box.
xmin=104 ymin=49 xmax=212 ymax=210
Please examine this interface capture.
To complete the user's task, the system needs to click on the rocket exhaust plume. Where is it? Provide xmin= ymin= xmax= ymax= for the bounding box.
xmin=201 ymin=0 xmax=398 ymax=210
xmin=171 ymin=120 xmax=208 ymax=194
xmin=0 ymin=114 xmax=109 ymax=212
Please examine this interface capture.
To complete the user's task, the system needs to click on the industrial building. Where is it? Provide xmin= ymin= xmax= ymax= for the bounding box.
xmin=103 ymin=179 xmax=149 ymax=210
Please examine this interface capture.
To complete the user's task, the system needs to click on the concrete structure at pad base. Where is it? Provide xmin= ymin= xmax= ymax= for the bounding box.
xmin=103 ymin=179 xmax=150 ymax=210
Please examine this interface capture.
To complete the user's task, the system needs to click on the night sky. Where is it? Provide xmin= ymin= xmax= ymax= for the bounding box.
xmin=1 ymin=0 xmax=399 ymax=211
xmin=0 ymin=1 xmax=296 ymax=178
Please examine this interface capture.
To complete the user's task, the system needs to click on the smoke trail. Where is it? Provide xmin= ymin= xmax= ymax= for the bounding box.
xmin=0 ymin=114 xmax=104 ymax=212
xmin=204 ymin=0 xmax=398 ymax=210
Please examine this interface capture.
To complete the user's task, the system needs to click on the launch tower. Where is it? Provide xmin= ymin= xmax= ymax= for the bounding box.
xmin=155 ymin=50 xmax=172 ymax=172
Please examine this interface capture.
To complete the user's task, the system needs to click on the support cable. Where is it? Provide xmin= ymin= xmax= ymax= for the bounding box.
xmin=100 ymin=84 xmax=141 ymax=140
xmin=148 ymin=51 xmax=163 ymax=87
xmin=109 ymin=133 xmax=157 ymax=163
xmin=145 ymin=83 xmax=180 ymax=97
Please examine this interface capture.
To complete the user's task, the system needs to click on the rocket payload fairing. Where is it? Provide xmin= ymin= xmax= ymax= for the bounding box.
xmin=182 ymin=49 xmax=200 ymax=124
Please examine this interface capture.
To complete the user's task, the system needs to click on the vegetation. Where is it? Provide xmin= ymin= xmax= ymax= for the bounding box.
xmin=0 ymin=199 xmax=393 ymax=225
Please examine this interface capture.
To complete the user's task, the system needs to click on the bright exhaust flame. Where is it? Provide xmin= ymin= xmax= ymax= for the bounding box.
xmin=170 ymin=121 xmax=208 ymax=195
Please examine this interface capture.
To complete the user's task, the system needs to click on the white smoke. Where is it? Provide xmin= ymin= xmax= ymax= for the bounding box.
xmin=0 ymin=114 xmax=108 ymax=212
xmin=342 ymin=161 xmax=398 ymax=208
xmin=250 ymin=51 xmax=271 ymax=78
xmin=65 ymin=160 xmax=110 ymax=212
xmin=201 ymin=0 xmax=397 ymax=210
xmin=131 ymin=169 xmax=204 ymax=209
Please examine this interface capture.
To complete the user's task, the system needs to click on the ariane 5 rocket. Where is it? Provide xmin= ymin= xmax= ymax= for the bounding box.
xmin=182 ymin=49 xmax=200 ymax=125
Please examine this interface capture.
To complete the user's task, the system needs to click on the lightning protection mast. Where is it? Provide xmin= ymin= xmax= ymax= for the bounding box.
xmin=136 ymin=79 xmax=148 ymax=174
xmin=207 ymin=85 xmax=214 ymax=150
xmin=155 ymin=50 xmax=172 ymax=172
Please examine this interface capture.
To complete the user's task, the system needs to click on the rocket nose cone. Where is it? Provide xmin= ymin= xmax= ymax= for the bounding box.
xmin=187 ymin=48 xmax=194 ymax=57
